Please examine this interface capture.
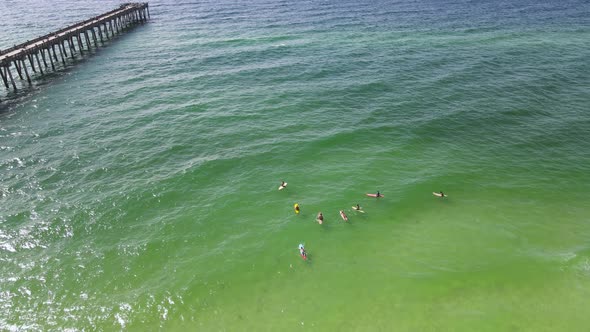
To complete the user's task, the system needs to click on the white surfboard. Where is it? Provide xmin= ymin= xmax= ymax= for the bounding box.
xmin=352 ymin=206 xmax=365 ymax=213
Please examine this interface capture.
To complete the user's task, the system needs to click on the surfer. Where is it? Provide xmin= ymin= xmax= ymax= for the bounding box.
xmin=366 ymin=191 xmax=384 ymax=198
xmin=353 ymin=204 xmax=362 ymax=211
xmin=339 ymin=210 xmax=348 ymax=221
xmin=316 ymin=212 xmax=324 ymax=224
xmin=299 ymin=244 xmax=307 ymax=259
xmin=433 ymin=191 xmax=446 ymax=198
xmin=279 ymin=180 xmax=287 ymax=190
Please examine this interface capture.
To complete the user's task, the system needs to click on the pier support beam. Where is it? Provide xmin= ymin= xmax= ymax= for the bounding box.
xmin=14 ymin=60 xmax=23 ymax=79
xmin=34 ymin=53 xmax=44 ymax=75
xmin=60 ymin=41 xmax=68 ymax=58
xmin=47 ymin=47 xmax=56 ymax=70
xmin=40 ymin=48 xmax=48 ymax=68
xmin=6 ymin=66 xmax=17 ymax=90
xmin=91 ymin=29 xmax=98 ymax=46
xmin=97 ymin=26 xmax=104 ymax=44
xmin=76 ymin=34 xmax=85 ymax=54
xmin=21 ymin=59 xmax=32 ymax=85
xmin=0 ymin=67 xmax=9 ymax=89
xmin=27 ymin=54 xmax=37 ymax=73
xmin=57 ymin=44 xmax=66 ymax=65
xmin=68 ymin=37 xmax=76 ymax=55
xmin=51 ymin=45 xmax=59 ymax=62
xmin=84 ymin=31 xmax=92 ymax=50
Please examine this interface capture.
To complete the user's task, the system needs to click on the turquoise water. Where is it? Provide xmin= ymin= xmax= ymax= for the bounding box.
xmin=1 ymin=0 xmax=590 ymax=330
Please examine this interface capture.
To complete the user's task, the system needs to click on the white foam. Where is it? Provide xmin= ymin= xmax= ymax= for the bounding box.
xmin=115 ymin=313 xmax=126 ymax=329
xmin=21 ymin=241 xmax=38 ymax=250
xmin=577 ymin=259 xmax=590 ymax=272
xmin=119 ymin=303 xmax=132 ymax=312
xmin=159 ymin=305 xmax=168 ymax=320
xmin=12 ymin=158 xmax=24 ymax=167
xmin=0 ymin=322 xmax=20 ymax=332
xmin=559 ymin=252 xmax=577 ymax=262
xmin=0 ymin=242 xmax=17 ymax=252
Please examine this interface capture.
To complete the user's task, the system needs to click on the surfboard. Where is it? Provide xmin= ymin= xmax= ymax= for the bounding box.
xmin=366 ymin=193 xmax=384 ymax=198
xmin=299 ymin=244 xmax=307 ymax=259
xmin=279 ymin=182 xmax=287 ymax=190
xmin=352 ymin=206 xmax=365 ymax=213
xmin=340 ymin=211 xmax=348 ymax=221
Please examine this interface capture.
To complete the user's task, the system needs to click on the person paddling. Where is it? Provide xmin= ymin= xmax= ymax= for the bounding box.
xmin=316 ymin=212 xmax=324 ymax=224
xmin=432 ymin=191 xmax=446 ymax=198
xmin=352 ymin=204 xmax=365 ymax=213
xmin=339 ymin=210 xmax=348 ymax=222
xmin=366 ymin=191 xmax=384 ymax=198
xmin=279 ymin=180 xmax=287 ymax=190
xmin=299 ymin=244 xmax=307 ymax=260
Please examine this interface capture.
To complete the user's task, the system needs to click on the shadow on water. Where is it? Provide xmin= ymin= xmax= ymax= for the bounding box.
xmin=0 ymin=23 xmax=149 ymax=114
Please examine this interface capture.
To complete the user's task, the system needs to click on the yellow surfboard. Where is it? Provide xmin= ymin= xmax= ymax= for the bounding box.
xmin=294 ymin=203 xmax=300 ymax=214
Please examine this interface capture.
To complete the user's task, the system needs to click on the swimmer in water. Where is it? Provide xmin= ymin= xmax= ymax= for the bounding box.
xmin=279 ymin=180 xmax=287 ymax=190
xmin=353 ymin=204 xmax=365 ymax=213
xmin=339 ymin=210 xmax=348 ymax=221
xmin=299 ymin=244 xmax=307 ymax=259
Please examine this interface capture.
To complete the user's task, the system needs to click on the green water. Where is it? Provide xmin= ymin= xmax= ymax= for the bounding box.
xmin=1 ymin=0 xmax=590 ymax=330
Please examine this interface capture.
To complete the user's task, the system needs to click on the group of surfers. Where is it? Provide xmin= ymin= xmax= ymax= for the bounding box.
xmin=281 ymin=180 xmax=446 ymax=260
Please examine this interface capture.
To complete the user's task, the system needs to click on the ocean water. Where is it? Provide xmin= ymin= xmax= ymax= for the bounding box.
xmin=1 ymin=0 xmax=590 ymax=330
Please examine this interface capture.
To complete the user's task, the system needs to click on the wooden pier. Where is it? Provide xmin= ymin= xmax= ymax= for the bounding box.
xmin=0 ymin=3 xmax=149 ymax=92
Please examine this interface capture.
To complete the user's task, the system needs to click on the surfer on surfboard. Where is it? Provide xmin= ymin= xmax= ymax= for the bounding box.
xmin=279 ymin=180 xmax=287 ymax=190
xmin=339 ymin=210 xmax=348 ymax=221
xmin=299 ymin=244 xmax=307 ymax=260
xmin=352 ymin=204 xmax=364 ymax=212
xmin=433 ymin=191 xmax=446 ymax=198
xmin=294 ymin=203 xmax=300 ymax=214
xmin=316 ymin=212 xmax=324 ymax=224
xmin=366 ymin=191 xmax=383 ymax=198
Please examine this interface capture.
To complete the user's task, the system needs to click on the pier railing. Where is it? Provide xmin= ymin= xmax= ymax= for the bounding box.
xmin=0 ymin=3 xmax=150 ymax=92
